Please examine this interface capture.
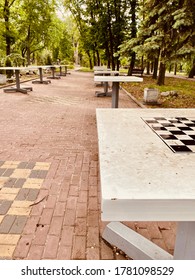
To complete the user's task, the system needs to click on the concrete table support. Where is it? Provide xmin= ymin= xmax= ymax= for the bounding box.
xmin=31 ymin=67 xmax=51 ymax=84
xmin=0 ymin=67 xmax=33 ymax=94
xmin=94 ymin=70 xmax=119 ymax=97
xmin=47 ymin=66 xmax=61 ymax=79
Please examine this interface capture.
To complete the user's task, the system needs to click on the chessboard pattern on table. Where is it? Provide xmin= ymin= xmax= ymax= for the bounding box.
xmin=0 ymin=160 xmax=50 ymax=259
xmin=142 ymin=117 xmax=195 ymax=153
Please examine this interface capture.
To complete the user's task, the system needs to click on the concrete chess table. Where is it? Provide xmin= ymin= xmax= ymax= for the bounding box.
xmin=96 ymin=108 xmax=195 ymax=260
xmin=94 ymin=75 xmax=143 ymax=107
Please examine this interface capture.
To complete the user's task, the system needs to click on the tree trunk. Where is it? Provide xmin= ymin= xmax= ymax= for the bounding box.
xmin=174 ymin=63 xmax=177 ymax=75
xmin=96 ymin=50 xmax=100 ymax=66
xmin=188 ymin=60 xmax=195 ymax=78
xmin=128 ymin=52 xmax=136 ymax=76
xmin=4 ymin=0 xmax=11 ymax=56
xmin=157 ymin=62 xmax=166 ymax=85
xmin=128 ymin=0 xmax=137 ymax=76
xmin=146 ymin=62 xmax=150 ymax=75
xmin=152 ymin=57 xmax=159 ymax=79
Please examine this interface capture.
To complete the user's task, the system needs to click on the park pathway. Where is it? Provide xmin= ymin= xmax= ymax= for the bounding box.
xmin=0 ymin=70 xmax=176 ymax=259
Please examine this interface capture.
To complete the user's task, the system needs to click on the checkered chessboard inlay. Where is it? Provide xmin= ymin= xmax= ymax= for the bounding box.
xmin=0 ymin=160 xmax=50 ymax=259
xmin=142 ymin=117 xmax=195 ymax=153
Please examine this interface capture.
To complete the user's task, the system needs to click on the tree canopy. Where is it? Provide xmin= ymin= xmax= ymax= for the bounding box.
xmin=0 ymin=0 xmax=194 ymax=83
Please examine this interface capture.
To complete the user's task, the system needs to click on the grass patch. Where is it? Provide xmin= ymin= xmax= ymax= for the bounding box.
xmin=78 ymin=67 xmax=94 ymax=72
xmin=122 ymin=75 xmax=195 ymax=108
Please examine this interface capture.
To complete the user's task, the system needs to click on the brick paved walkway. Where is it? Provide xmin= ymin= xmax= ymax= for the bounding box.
xmin=0 ymin=70 xmax=176 ymax=259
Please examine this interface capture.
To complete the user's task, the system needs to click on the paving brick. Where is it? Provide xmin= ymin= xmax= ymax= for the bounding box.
xmin=0 ymin=200 xmax=12 ymax=215
xmin=14 ymin=178 xmax=26 ymax=188
xmin=39 ymin=208 xmax=53 ymax=225
xmin=63 ymin=209 xmax=76 ymax=226
xmin=0 ymin=193 xmax=17 ymax=200
xmin=45 ymin=195 xmax=57 ymax=208
xmin=100 ymin=240 xmax=114 ymax=260
xmin=75 ymin=217 xmax=87 ymax=236
xmin=10 ymin=216 xmax=28 ymax=234
xmin=2 ymin=169 xmax=14 ymax=177
xmin=32 ymin=225 xmax=49 ymax=245
xmin=60 ymin=226 xmax=74 ymax=246
xmin=2 ymin=177 xmax=16 ymax=188
xmin=43 ymin=235 xmax=59 ymax=259
xmin=66 ymin=196 xmax=77 ymax=210
xmin=7 ymin=207 xmax=31 ymax=216
xmin=27 ymin=189 xmax=39 ymax=201
xmin=0 ymin=245 xmax=15 ymax=258
xmin=87 ymin=210 xmax=99 ymax=227
xmin=0 ymin=215 xmax=16 ymax=233
xmin=15 ymin=189 xmax=30 ymax=200
xmin=76 ymin=202 xmax=87 ymax=218
xmin=57 ymin=246 xmax=72 ymax=260
xmin=49 ymin=216 xmax=63 ymax=235
xmin=13 ymin=235 xmax=33 ymax=259
xmin=88 ymin=197 xmax=98 ymax=210
xmin=53 ymin=202 xmax=66 ymax=216
xmin=23 ymin=216 xmax=40 ymax=235
xmin=0 ymin=234 xmax=20 ymax=245
xmin=87 ymin=227 xmax=99 ymax=248
xmin=86 ymin=247 xmax=100 ymax=260
xmin=72 ymin=235 xmax=86 ymax=260
xmin=27 ymin=245 xmax=44 ymax=260
xmin=161 ymin=229 xmax=176 ymax=252
xmin=69 ymin=185 xmax=79 ymax=196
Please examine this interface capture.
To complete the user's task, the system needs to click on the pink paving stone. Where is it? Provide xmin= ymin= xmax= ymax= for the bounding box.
xmin=49 ymin=216 xmax=63 ymax=235
xmin=76 ymin=202 xmax=87 ymax=218
xmin=57 ymin=246 xmax=72 ymax=260
xmin=87 ymin=210 xmax=99 ymax=227
xmin=66 ymin=196 xmax=78 ymax=210
xmin=53 ymin=202 xmax=66 ymax=216
xmin=78 ymin=191 xmax=88 ymax=203
xmin=32 ymin=225 xmax=50 ymax=245
xmin=58 ymin=189 xmax=69 ymax=202
xmin=87 ymin=227 xmax=100 ymax=248
xmin=22 ymin=215 xmax=39 ymax=235
xmin=63 ymin=209 xmax=76 ymax=226
xmin=100 ymin=240 xmax=114 ymax=260
xmin=88 ymin=197 xmax=98 ymax=210
xmin=27 ymin=245 xmax=44 ymax=260
xmin=86 ymin=247 xmax=100 ymax=260
xmin=39 ymin=208 xmax=54 ymax=225
xmin=72 ymin=235 xmax=86 ymax=260
xmin=60 ymin=226 xmax=74 ymax=246
xmin=13 ymin=235 xmax=33 ymax=259
xmin=75 ymin=217 xmax=87 ymax=236
xmin=43 ymin=235 xmax=60 ymax=259
xmin=45 ymin=195 xmax=57 ymax=209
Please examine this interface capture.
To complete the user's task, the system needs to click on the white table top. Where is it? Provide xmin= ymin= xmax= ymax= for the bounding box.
xmin=94 ymin=75 xmax=143 ymax=83
xmin=0 ymin=67 xmax=27 ymax=70
xmin=94 ymin=70 xmax=119 ymax=75
xmin=96 ymin=108 xmax=195 ymax=221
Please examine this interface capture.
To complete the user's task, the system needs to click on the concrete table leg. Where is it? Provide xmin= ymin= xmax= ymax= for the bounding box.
xmin=112 ymin=82 xmax=119 ymax=108
xmin=103 ymin=222 xmax=173 ymax=260
xmin=32 ymin=68 xmax=51 ymax=84
xmin=174 ymin=222 xmax=195 ymax=260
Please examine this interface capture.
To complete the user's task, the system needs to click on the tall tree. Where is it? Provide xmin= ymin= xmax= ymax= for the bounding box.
xmin=1 ymin=0 xmax=17 ymax=55
xmin=15 ymin=0 xmax=55 ymax=64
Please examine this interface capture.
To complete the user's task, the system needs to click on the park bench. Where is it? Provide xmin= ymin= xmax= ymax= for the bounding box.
xmin=132 ymin=68 xmax=144 ymax=76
